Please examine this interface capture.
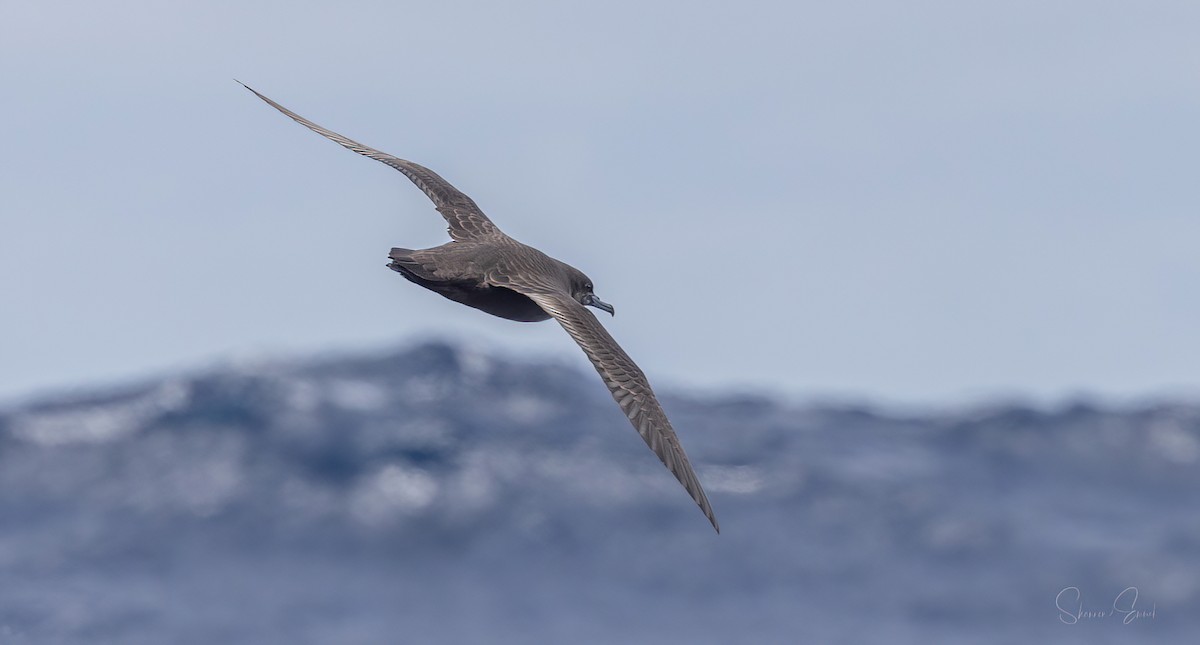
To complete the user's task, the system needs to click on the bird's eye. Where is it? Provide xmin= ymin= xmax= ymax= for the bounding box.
xmin=585 ymin=283 xmax=592 ymax=291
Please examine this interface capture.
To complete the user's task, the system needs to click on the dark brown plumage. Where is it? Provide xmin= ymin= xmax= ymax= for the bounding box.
xmin=241 ymin=83 xmax=719 ymax=533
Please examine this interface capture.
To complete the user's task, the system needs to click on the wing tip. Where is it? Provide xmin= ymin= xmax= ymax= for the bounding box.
xmin=700 ymin=498 xmax=720 ymax=533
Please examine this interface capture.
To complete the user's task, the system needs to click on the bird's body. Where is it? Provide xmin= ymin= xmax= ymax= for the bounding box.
xmin=388 ymin=239 xmax=559 ymax=322
xmin=241 ymin=83 xmax=719 ymax=532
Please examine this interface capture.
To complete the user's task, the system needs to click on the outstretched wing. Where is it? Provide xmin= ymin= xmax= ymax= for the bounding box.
xmin=514 ymin=287 xmax=719 ymax=533
xmin=239 ymin=82 xmax=499 ymax=242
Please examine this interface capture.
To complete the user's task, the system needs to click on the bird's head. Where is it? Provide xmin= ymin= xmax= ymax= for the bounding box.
xmin=568 ymin=268 xmax=614 ymax=316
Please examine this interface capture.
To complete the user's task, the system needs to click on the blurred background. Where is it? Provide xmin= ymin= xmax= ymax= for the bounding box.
xmin=1 ymin=1 xmax=1197 ymax=643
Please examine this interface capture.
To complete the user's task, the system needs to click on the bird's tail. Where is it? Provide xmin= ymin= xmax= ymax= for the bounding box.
xmin=387 ymin=247 xmax=418 ymax=273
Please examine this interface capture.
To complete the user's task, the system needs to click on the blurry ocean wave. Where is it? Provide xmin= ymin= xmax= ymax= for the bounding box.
xmin=0 ymin=341 xmax=1193 ymax=644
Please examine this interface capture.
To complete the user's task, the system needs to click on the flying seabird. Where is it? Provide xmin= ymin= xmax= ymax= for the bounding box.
xmin=240 ymin=83 xmax=719 ymax=533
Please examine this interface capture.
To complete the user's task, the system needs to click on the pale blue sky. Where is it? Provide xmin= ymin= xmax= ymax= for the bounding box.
xmin=2 ymin=1 xmax=1197 ymax=404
